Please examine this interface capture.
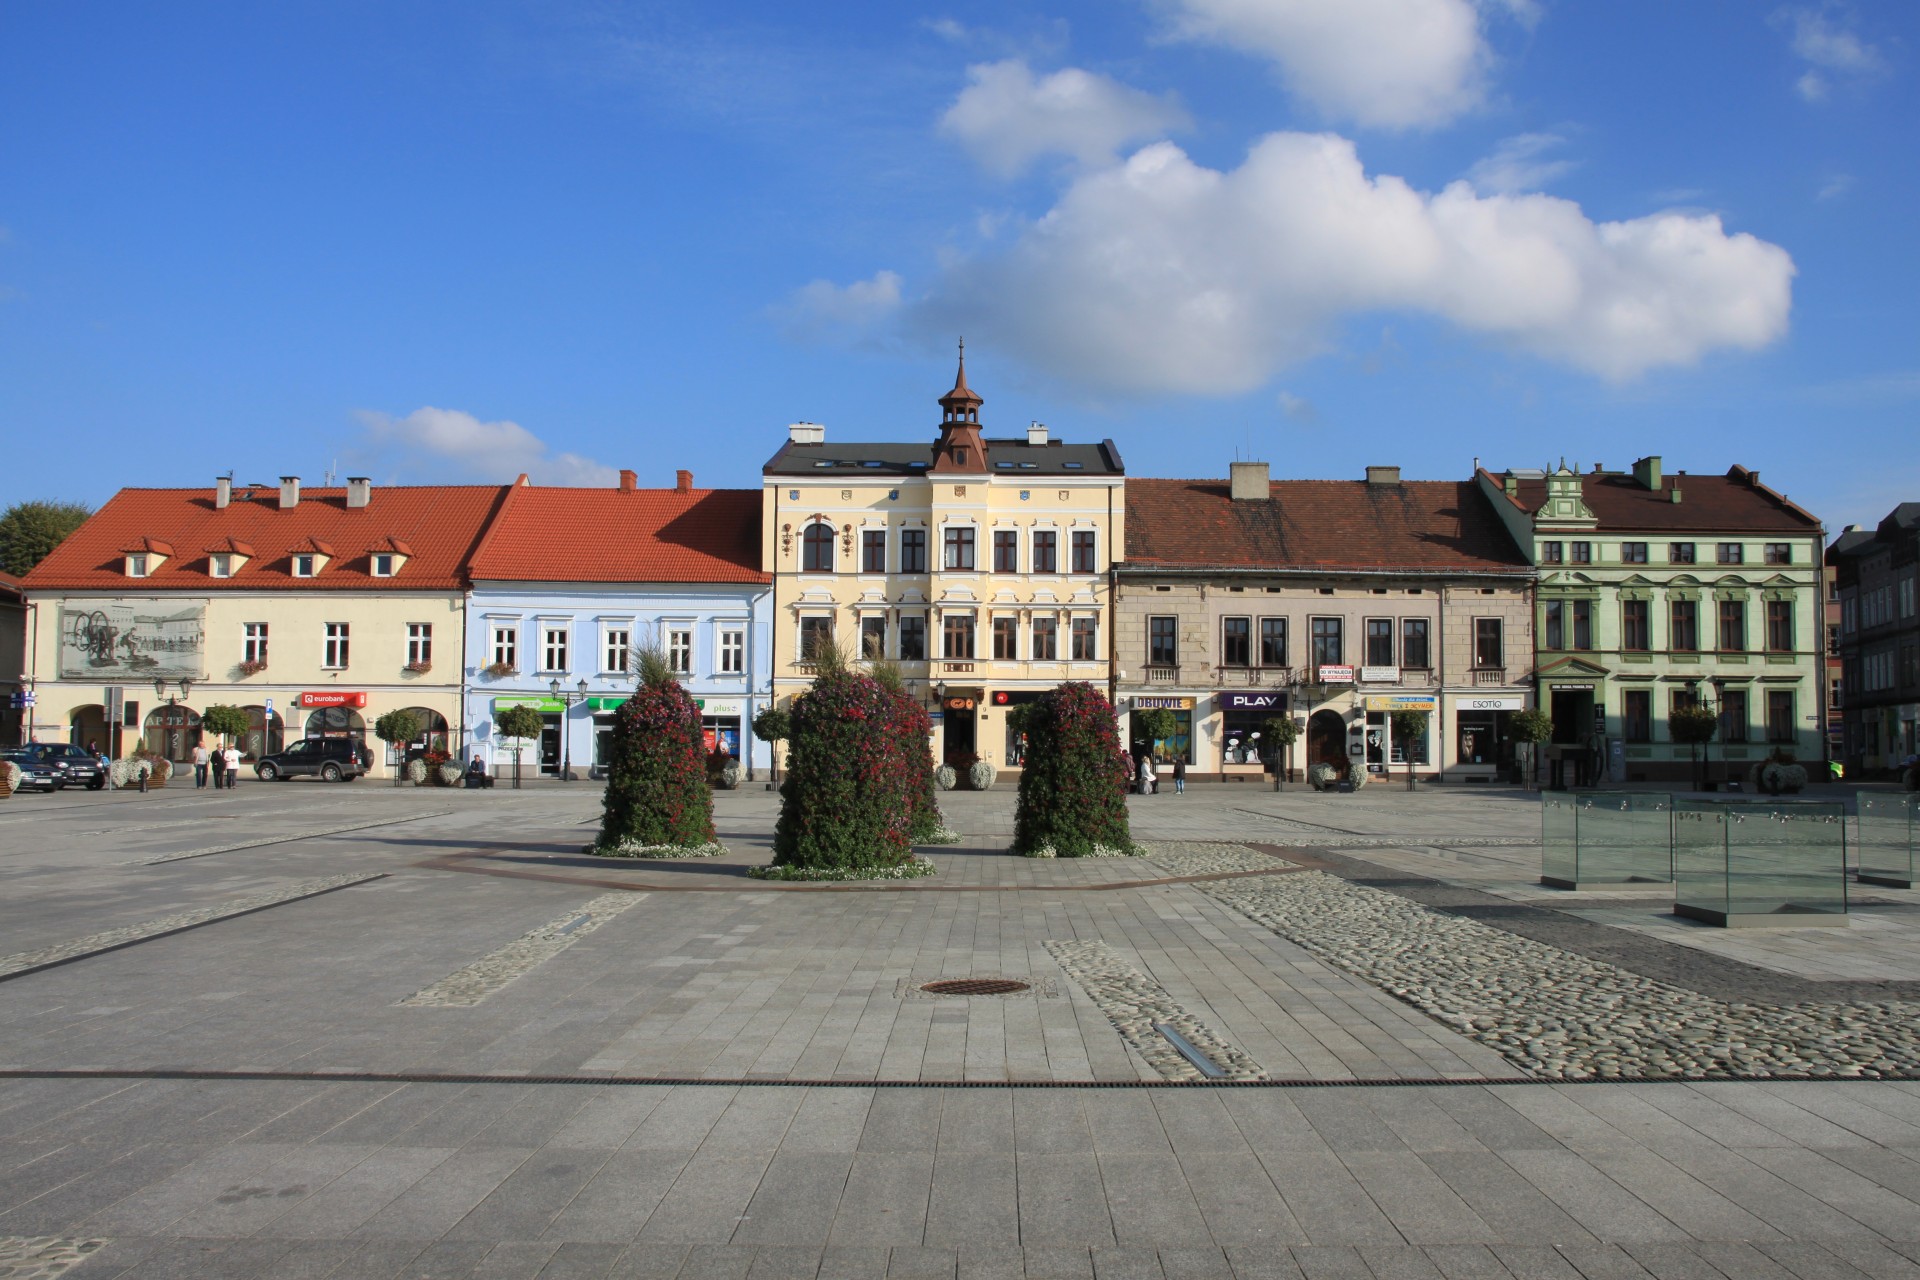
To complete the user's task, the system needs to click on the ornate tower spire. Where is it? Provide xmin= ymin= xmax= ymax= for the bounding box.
xmin=932 ymin=339 xmax=987 ymax=474
xmin=938 ymin=338 xmax=983 ymax=425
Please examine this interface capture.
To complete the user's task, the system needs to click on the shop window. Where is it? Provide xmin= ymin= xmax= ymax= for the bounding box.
xmin=1624 ymin=690 xmax=1652 ymax=743
xmin=1220 ymin=707 xmax=1277 ymax=765
xmin=943 ymin=614 xmax=975 ymax=660
xmin=1473 ymin=618 xmax=1502 ymax=668
xmin=1222 ymin=617 xmax=1251 ymax=667
xmin=861 ymin=617 xmax=886 ymax=660
xmin=1310 ymin=617 xmax=1342 ymax=667
xmin=718 ymin=628 xmax=744 ymax=674
xmin=1260 ymin=618 xmax=1287 ymax=667
xmin=1670 ymin=542 xmax=1696 ymax=564
xmin=1455 ymin=709 xmax=1513 ymax=768
xmin=803 ymin=523 xmax=834 ymax=572
xmin=1718 ymin=600 xmax=1746 ymax=652
xmin=799 ymin=616 xmax=834 ymax=661
xmin=1766 ymin=599 xmax=1793 ymax=652
xmin=944 ymin=526 xmax=975 ymax=571
xmin=900 ymin=528 xmax=927 ymax=573
xmin=1032 ymin=530 xmax=1057 ymax=574
xmin=1402 ymin=619 xmax=1430 ymax=669
xmin=899 ymin=614 xmax=927 ymax=661
xmin=1030 ymin=616 xmax=1056 ymax=661
xmin=1071 ymin=530 xmax=1096 ymax=574
xmin=1071 ymin=617 xmax=1097 ymax=661
xmin=862 ymin=529 xmax=886 ymax=573
xmin=1149 ymin=616 xmax=1177 ymax=666
xmin=993 ymin=530 xmax=1018 ymax=573
xmin=1621 ymin=600 xmax=1649 ymax=652
xmin=324 ymin=623 xmax=350 ymax=669
xmin=992 ymin=616 xmax=1018 ymax=660
xmin=1364 ymin=618 xmax=1393 ymax=667
xmin=1670 ymin=600 xmax=1698 ymax=652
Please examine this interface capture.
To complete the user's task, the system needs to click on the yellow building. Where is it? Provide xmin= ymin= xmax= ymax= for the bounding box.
xmin=761 ymin=356 xmax=1125 ymax=772
xmin=20 ymin=477 xmax=506 ymax=776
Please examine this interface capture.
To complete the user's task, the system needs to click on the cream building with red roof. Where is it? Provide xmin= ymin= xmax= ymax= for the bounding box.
xmin=20 ymin=475 xmax=507 ymax=774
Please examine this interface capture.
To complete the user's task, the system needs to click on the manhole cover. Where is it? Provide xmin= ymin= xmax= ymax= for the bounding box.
xmin=919 ymin=978 xmax=1030 ymax=996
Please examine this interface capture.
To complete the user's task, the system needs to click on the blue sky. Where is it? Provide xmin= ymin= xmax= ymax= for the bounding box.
xmin=2 ymin=1 xmax=1913 ymax=533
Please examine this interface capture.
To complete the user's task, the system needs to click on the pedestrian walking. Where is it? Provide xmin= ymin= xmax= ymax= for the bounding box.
xmin=1172 ymin=754 xmax=1185 ymax=795
xmin=1120 ymin=749 xmax=1133 ymax=793
xmin=222 ymin=745 xmax=241 ymax=788
xmin=192 ymin=742 xmax=210 ymax=789
xmin=135 ymin=757 xmax=150 ymax=793
xmin=209 ymin=746 xmax=227 ymax=791
xmin=1139 ymin=753 xmax=1157 ymax=796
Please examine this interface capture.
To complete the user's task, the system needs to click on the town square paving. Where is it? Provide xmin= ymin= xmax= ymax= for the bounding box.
xmin=2 ymin=778 xmax=1920 ymax=1276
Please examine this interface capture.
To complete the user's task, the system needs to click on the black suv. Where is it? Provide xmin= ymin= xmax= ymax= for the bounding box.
xmin=23 ymin=743 xmax=109 ymax=790
xmin=2 ymin=748 xmax=66 ymax=792
xmin=253 ymin=738 xmax=371 ymax=782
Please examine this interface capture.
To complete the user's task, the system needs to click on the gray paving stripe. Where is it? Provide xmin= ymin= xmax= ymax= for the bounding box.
xmin=1202 ymin=872 xmax=1920 ymax=1083
xmin=0 ymin=874 xmax=386 ymax=983
xmin=399 ymin=892 xmax=648 ymax=1008
xmin=0 ymin=1236 xmax=109 ymax=1278
xmin=1044 ymin=940 xmax=1265 ymax=1082
xmin=120 ymin=810 xmax=454 ymax=865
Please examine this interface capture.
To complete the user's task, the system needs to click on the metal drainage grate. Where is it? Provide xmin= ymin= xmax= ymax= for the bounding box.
xmin=919 ymin=978 xmax=1031 ymax=997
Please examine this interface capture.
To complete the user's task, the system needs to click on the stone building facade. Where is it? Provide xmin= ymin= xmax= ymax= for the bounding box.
xmin=1829 ymin=503 xmax=1920 ymax=772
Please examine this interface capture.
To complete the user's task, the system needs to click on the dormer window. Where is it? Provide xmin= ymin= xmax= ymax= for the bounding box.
xmin=127 ymin=554 xmax=149 ymax=578
xmin=293 ymin=554 xmax=317 ymax=578
xmin=210 ymin=554 xmax=232 ymax=578
xmin=372 ymin=553 xmax=395 ymax=577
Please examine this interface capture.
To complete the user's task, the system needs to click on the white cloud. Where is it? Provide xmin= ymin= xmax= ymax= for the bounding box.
xmin=775 ymin=270 xmax=905 ymax=343
xmin=353 ymin=406 xmax=617 ymax=486
xmin=940 ymin=61 xmax=1190 ymax=177
xmin=1466 ymin=132 xmax=1575 ymax=195
xmin=1159 ymin=0 xmax=1512 ymax=129
xmin=1276 ymin=391 xmax=1318 ymax=421
xmin=1777 ymin=6 xmax=1885 ymax=100
xmin=908 ymin=132 xmax=1793 ymax=392
xmin=1817 ymin=173 xmax=1854 ymax=201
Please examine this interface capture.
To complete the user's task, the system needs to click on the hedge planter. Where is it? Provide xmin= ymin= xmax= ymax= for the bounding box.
xmin=589 ymin=659 xmax=717 ymax=856
xmin=1013 ymin=682 xmax=1135 ymax=858
xmin=771 ymin=661 xmax=922 ymax=876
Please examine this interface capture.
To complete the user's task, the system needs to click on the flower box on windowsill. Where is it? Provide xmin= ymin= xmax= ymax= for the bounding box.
xmin=405 ymin=660 xmax=432 ymax=674
xmin=238 ymin=659 xmax=268 ymax=677
xmin=484 ymin=662 xmax=518 ymax=678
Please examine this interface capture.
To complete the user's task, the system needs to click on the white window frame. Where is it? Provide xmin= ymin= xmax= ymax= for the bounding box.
xmin=603 ymin=627 xmax=631 ymax=676
xmin=324 ymin=623 xmax=350 ymax=670
xmin=371 ymin=553 xmax=395 ymax=577
xmin=940 ymin=521 xmax=979 ymax=573
xmin=491 ymin=625 xmax=518 ymax=670
xmin=1069 ymin=526 xmax=1100 ymax=575
xmin=541 ymin=626 xmax=571 ymax=674
xmin=717 ymin=625 xmax=746 ymax=675
xmin=1069 ymin=613 xmax=1099 ymax=661
xmin=127 ymin=554 xmax=149 ymax=578
xmin=210 ymin=553 xmax=232 ymax=579
xmin=666 ymin=624 xmax=694 ymax=675
xmin=243 ymin=623 xmax=268 ymax=664
xmin=1030 ymin=523 xmax=1060 ymax=575
xmin=292 ymin=554 xmax=316 ymax=578
xmin=407 ymin=623 xmax=432 ymax=666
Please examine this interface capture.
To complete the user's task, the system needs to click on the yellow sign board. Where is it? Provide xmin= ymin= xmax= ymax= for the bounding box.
xmin=1363 ymin=694 xmax=1438 ymax=712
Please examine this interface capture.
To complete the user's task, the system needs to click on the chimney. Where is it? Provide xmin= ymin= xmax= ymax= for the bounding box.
xmin=1027 ymin=421 xmax=1049 ymax=446
xmin=215 ymin=476 xmax=232 ymax=509
xmin=279 ymin=476 xmax=300 ymax=509
xmin=1502 ymin=471 xmax=1519 ymax=498
xmin=1747 ymin=469 xmax=1762 ymax=488
xmin=618 ymin=469 xmax=636 ymax=493
xmin=1631 ymin=456 xmax=1662 ymax=491
xmin=676 ymin=469 xmax=692 ymax=494
xmin=345 ymin=477 xmax=371 ymax=508
xmin=1365 ymin=465 xmax=1401 ymax=487
xmin=1669 ymin=486 xmax=1683 ymax=504
xmin=788 ymin=421 xmax=825 ymax=444
xmin=1230 ymin=461 xmax=1270 ymax=502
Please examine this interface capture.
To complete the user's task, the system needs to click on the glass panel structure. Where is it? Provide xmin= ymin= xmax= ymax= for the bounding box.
xmin=1858 ymin=793 xmax=1919 ymax=888
xmin=1672 ymin=799 xmax=1849 ymax=926
xmin=1540 ymin=792 xmax=1674 ymax=889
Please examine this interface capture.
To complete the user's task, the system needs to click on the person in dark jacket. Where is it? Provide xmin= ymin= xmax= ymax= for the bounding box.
xmin=1172 ymin=754 xmax=1186 ymax=795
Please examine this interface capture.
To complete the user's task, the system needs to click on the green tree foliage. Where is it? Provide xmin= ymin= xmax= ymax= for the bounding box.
xmin=1014 ymin=682 xmax=1133 ymax=857
xmin=1135 ymin=707 xmax=1178 ymax=751
xmin=199 ymin=704 xmax=252 ymax=744
xmin=373 ymin=708 xmax=423 ymax=749
xmin=593 ymin=653 xmax=716 ymax=851
xmin=772 ymin=657 xmax=915 ymax=871
xmin=1389 ymin=709 xmax=1430 ymax=786
xmin=753 ymin=705 xmax=792 ymax=782
xmin=0 ymin=501 xmax=90 ymax=577
xmin=870 ymin=661 xmax=946 ymax=842
xmin=1508 ymin=709 xmax=1554 ymax=744
xmin=494 ymin=703 xmax=546 ymax=743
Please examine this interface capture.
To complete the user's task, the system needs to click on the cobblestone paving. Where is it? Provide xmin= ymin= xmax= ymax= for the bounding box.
xmin=1205 ymin=871 xmax=1920 ymax=1081
xmin=0 ymin=873 xmax=384 ymax=982
xmin=398 ymin=891 xmax=647 ymax=1008
xmin=1045 ymin=940 xmax=1266 ymax=1081
xmin=124 ymin=810 xmax=452 ymax=865
xmin=1141 ymin=841 xmax=1296 ymax=876
xmin=0 ymin=1236 xmax=104 ymax=1278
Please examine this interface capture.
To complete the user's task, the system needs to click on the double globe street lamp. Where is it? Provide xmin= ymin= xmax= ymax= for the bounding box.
xmin=550 ymin=677 xmax=589 ymax=781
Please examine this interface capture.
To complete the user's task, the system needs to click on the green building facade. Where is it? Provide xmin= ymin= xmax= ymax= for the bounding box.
xmin=1477 ymin=458 xmax=1824 ymax=785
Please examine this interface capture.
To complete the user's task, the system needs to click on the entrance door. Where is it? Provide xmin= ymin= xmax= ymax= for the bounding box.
xmin=539 ymin=714 xmax=562 ymax=775
xmin=1307 ymin=710 xmax=1347 ymax=771
xmin=942 ymin=703 xmax=977 ymax=766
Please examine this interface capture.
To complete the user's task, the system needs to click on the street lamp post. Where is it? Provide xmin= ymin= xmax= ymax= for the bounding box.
xmin=550 ymin=677 xmax=589 ymax=780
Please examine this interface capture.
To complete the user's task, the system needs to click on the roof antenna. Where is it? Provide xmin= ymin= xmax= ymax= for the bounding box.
xmin=323 ymin=458 xmax=337 ymax=487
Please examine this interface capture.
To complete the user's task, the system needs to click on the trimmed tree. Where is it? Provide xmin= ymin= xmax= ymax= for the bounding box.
xmin=494 ymin=703 xmax=545 ymax=789
xmin=1508 ymin=708 xmax=1553 ymax=789
xmin=200 ymin=704 xmax=251 ymax=747
xmin=591 ymin=649 xmax=716 ymax=854
xmin=1389 ymin=709 xmax=1430 ymax=791
xmin=752 ymin=705 xmax=792 ymax=787
xmin=1669 ymin=704 xmax=1719 ymax=793
xmin=1262 ymin=715 xmax=1299 ymax=787
xmin=1013 ymin=681 xmax=1134 ymax=857
xmin=374 ymin=708 xmax=423 ymax=786
xmin=771 ymin=649 xmax=918 ymax=873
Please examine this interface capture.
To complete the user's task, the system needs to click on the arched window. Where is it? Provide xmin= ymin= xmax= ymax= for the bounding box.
xmin=305 ymin=707 xmax=366 ymax=742
xmin=236 ymin=706 xmax=285 ymax=760
xmin=144 ymin=705 xmax=201 ymax=762
xmin=802 ymin=522 xmax=834 ymax=572
xmin=400 ymin=707 xmax=451 ymax=754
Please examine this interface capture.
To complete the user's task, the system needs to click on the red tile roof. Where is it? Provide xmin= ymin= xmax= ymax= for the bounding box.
xmin=1486 ymin=466 xmax=1822 ymax=533
xmin=1126 ymin=479 xmax=1531 ymax=573
xmin=0 ymin=570 xmax=22 ymax=602
xmin=467 ymin=484 xmax=767 ymax=584
xmin=22 ymin=484 xmax=511 ymax=592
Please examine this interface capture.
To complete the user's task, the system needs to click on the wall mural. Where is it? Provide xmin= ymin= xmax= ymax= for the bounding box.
xmin=59 ymin=602 xmax=206 ymax=680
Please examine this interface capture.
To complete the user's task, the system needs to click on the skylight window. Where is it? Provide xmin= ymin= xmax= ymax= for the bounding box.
xmin=861 ymin=461 xmax=882 ymax=468
xmin=813 ymin=460 xmax=836 ymax=468
xmin=996 ymin=461 xmax=1014 ymax=469
xmin=1062 ymin=461 xmax=1084 ymax=469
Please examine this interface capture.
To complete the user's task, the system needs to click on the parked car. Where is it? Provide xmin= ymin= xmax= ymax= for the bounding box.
xmin=1 ymin=749 xmax=66 ymax=793
xmin=253 ymin=738 xmax=371 ymax=783
xmin=23 ymin=742 xmax=109 ymax=790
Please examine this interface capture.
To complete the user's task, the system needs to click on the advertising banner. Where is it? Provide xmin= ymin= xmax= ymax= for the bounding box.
xmin=299 ymin=691 xmax=368 ymax=708
xmin=1454 ymin=695 xmax=1524 ymax=711
xmin=1316 ymin=665 xmax=1355 ymax=684
xmin=1131 ymin=696 xmax=1194 ymax=710
xmin=1363 ymin=694 xmax=1439 ymax=712
xmin=59 ymin=602 xmax=205 ymax=680
xmin=1218 ymin=691 xmax=1286 ymax=711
